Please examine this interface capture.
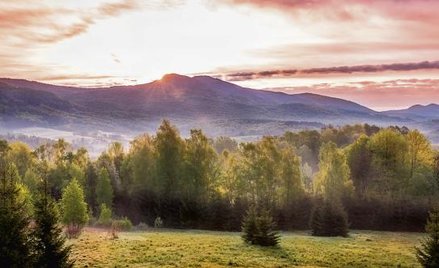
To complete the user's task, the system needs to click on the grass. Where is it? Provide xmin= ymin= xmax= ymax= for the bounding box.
xmin=70 ymin=228 xmax=424 ymax=267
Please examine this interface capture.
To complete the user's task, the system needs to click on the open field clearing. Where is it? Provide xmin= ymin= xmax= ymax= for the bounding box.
xmin=70 ymin=229 xmax=424 ymax=267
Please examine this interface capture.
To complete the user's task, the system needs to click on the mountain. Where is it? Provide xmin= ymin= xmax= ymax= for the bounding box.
xmin=0 ymin=82 xmax=77 ymax=128
xmin=383 ymin=104 xmax=439 ymax=120
xmin=0 ymin=74 xmax=411 ymax=137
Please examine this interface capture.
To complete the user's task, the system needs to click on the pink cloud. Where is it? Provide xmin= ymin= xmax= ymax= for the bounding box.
xmin=267 ymin=79 xmax=439 ymax=110
xmin=209 ymin=61 xmax=439 ymax=81
xmin=0 ymin=0 xmax=141 ymax=82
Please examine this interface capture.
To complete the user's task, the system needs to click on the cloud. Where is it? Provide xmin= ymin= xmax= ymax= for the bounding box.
xmin=0 ymin=0 xmax=139 ymax=45
xmin=215 ymin=61 xmax=439 ymax=81
xmin=98 ymin=0 xmax=138 ymax=16
xmin=266 ymin=79 xmax=439 ymax=111
xmin=0 ymin=0 xmax=141 ymax=82
xmin=219 ymin=0 xmax=439 ymax=21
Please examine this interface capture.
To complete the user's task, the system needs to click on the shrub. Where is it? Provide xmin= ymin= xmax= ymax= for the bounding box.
xmin=154 ymin=217 xmax=163 ymax=228
xmin=310 ymin=199 xmax=349 ymax=237
xmin=242 ymin=206 xmax=280 ymax=246
xmin=416 ymin=209 xmax=439 ymax=268
xmin=112 ymin=217 xmax=133 ymax=232
xmin=97 ymin=204 xmax=112 ymax=227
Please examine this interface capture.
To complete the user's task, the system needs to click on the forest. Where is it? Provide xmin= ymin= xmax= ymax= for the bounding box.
xmin=2 ymin=120 xmax=438 ymax=233
xmin=3 ymin=120 xmax=439 ymax=267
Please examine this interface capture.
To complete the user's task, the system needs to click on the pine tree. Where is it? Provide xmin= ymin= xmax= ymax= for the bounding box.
xmin=416 ymin=210 xmax=439 ymax=267
xmin=32 ymin=163 xmax=74 ymax=268
xmin=254 ymin=208 xmax=280 ymax=246
xmin=33 ymin=196 xmax=74 ymax=267
xmin=242 ymin=205 xmax=258 ymax=244
xmin=310 ymin=199 xmax=348 ymax=237
xmin=310 ymin=201 xmax=325 ymax=236
xmin=242 ymin=205 xmax=280 ymax=246
xmin=0 ymin=147 xmax=33 ymax=267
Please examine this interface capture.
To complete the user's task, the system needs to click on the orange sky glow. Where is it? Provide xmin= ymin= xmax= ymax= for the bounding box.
xmin=1 ymin=0 xmax=439 ymax=110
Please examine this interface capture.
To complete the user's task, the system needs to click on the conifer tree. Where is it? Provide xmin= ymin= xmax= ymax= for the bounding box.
xmin=254 ymin=208 xmax=280 ymax=246
xmin=310 ymin=199 xmax=348 ymax=237
xmin=242 ymin=205 xmax=280 ymax=246
xmin=416 ymin=210 xmax=439 ymax=268
xmin=242 ymin=205 xmax=258 ymax=244
xmin=32 ymin=161 xmax=73 ymax=268
xmin=0 ymin=140 xmax=33 ymax=267
xmin=33 ymin=193 xmax=73 ymax=267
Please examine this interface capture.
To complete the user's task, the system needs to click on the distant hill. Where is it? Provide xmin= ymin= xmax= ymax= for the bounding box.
xmin=0 ymin=82 xmax=77 ymax=128
xmin=383 ymin=104 xmax=439 ymax=120
xmin=0 ymin=74 xmax=425 ymax=137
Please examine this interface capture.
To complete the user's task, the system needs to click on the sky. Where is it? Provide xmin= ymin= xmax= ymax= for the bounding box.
xmin=1 ymin=0 xmax=439 ymax=110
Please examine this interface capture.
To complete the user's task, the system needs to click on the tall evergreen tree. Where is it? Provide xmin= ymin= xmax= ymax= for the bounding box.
xmin=32 ymin=163 xmax=73 ymax=267
xmin=416 ymin=209 xmax=439 ymax=268
xmin=0 ymin=140 xmax=33 ymax=267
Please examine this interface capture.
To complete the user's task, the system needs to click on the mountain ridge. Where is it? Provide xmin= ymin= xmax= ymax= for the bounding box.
xmin=0 ymin=74 xmax=435 ymax=139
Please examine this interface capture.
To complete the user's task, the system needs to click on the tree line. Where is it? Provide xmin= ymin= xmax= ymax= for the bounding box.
xmin=1 ymin=121 xmax=438 ymax=233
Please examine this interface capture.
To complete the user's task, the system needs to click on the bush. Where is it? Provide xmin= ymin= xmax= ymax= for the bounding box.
xmin=416 ymin=209 xmax=439 ymax=268
xmin=154 ymin=217 xmax=163 ymax=228
xmin=310 ymin=199 xmax=349 ymax=237
xmin=242 ymin=206 xmax=280 ymax=246
xmin=112 ymin=217 xmax=133 ymax=232
xmin=97 ymin=204 xmax=112 ymax=227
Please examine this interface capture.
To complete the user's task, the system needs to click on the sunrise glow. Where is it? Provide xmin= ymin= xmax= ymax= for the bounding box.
xmin=2 ymin=0 xmax=439 ymax=109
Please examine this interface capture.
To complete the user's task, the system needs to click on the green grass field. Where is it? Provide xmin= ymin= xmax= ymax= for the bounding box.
xmin=70 ymin=229 xmax=424 ymax=267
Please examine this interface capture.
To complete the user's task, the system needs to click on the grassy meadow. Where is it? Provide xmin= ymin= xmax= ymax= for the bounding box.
xmin=70 ymin=229 xmax=423 ymax=267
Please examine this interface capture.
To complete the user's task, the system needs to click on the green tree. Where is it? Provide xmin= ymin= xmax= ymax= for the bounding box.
xmin=183 ymin=129 xmax=218 ymax=202
xmin=23 ymin=168 xmax=40 ymax=196
xmin=7 ymin=141 xmax=35 ymax=178
xmin=155 ymin=120 xmax=185 ymax=197
xmin=315 ymin=142 xmax=353 ymax=201
xmin=369 ymin=128 xmax=409 ymax=196
xmin=84 ymin=163 xmax=98 ymax=215
xmin=97 ymin=203 xmax=112 ymax=226
xmin=0 ymin=141 xmax=33 ymax=267
xmin=60 ymin=178 xmax=89 ymax=236
xmin=416 ymin=209 xmax=439 ymax=267
xmin=312 ymin=142 xmax=351 ymax=237
xmin=279 ymin=145 xmax=303 ymax=205
xmin=96 ymin=168 xmax=113 ymax=208
xmin=121 ymin=134 xmax=156 ymax=193
xmin=241 ymin=205 xmax=280 ymax=246
xmin=347 ymin=135 xmax=372 ymax=197
xmin=310 ymin=199 xmax=349 ymax=237
xmin=32 ymin=167 xmax=73 ymax=268
xmin=407 ymin=130 xmax=433 ymax=178
xmin=107 ymin=142 xmax=124 ymax=174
